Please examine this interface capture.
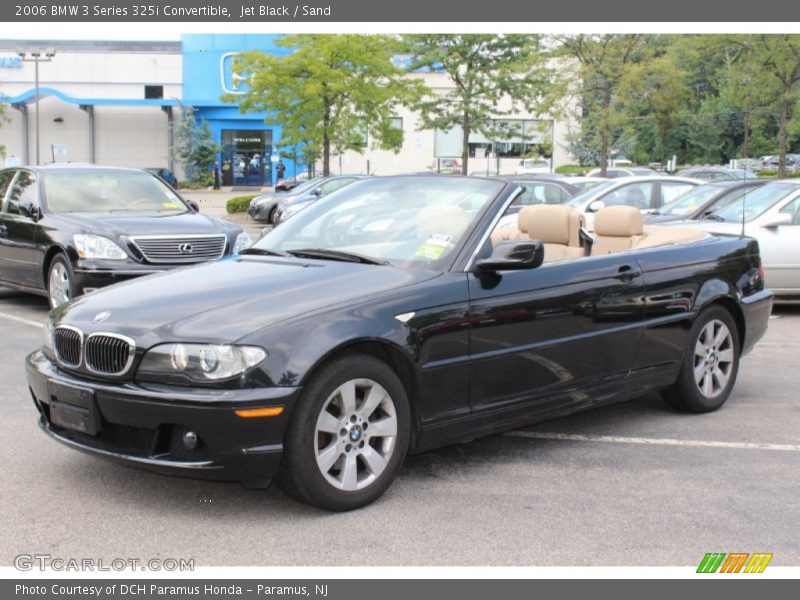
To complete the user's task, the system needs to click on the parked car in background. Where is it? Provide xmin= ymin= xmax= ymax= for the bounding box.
xmin=0 ymin=166 xmax=249 ymax=308
xmin=556 ymin=176 xmax=607 ymax=192
xmin=433 ymin=158 xmax=462 ymax=174
xmin=27 ymin=174 xmax=772 ymax=510
xmin=275 ymin=171 xmax=312 ymax=192
xmin=674 ymin=180 xmax=800 ymax=300
xmin=145 ymin=167 xmax=178 ymax=189
xmin=587 ymin=167 xmax=660 ymax=178
xmin=563 ymin=176 xmax=703 ymax=228
xmin=249 ymin=177 xmax=322 ymax=223
xmin=764 ymin=154 xmax=800 ymax=169
xmin=495 ymin=175 xmax=578 ymax=215
xmin=515 ymin=158 xmax=552 ymax=175
xmin=676 ymin=167 xmax=758 ymax=181
xmin=273 ymin=175 xmax=370 ymax=224
xmin=644 ymin=180 xmax=767 ymax=224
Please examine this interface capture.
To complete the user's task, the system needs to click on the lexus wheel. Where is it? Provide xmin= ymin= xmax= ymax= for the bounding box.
xmin=662 ymin=305 xmax=740 ymax=413
xmin=277 ymin=353 xmax=410 ymax=511
xmin=47 ymin=255 xmax=77 ymax=309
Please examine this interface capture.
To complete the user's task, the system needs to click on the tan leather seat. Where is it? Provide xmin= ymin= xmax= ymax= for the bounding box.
xmin=591 ymin=206 xmax=644 ymax=255
xmin=517 ymin=204 xmax=586 ymax=262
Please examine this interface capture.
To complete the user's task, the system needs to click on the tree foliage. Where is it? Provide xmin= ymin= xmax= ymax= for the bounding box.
xmin=404 ymin=34 xmax=560 ymax=175
xmin=171 ymin=105 xmax=220 ymax=184
xmin=226 ymin=34 xmax=426 ymax=176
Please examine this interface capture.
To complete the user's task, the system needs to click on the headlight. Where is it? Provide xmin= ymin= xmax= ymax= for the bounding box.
xmin=42 ymin=318 xmax=54 ymax=353
xmin=137 ymin=343 xmax=266 ymax=383
xmin=73 ymin=234 xmax=127 ymax=260
xmin=233 ymin=232 xmax=252 ymax=254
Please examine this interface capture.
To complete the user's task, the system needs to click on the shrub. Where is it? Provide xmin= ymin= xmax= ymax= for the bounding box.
xmin=226 ymin=195 xmax=257 ymax=214
xmin=555 ymin=164 xmax=592 ymax=176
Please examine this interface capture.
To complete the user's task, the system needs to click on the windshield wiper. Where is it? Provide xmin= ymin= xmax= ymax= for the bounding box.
xmin=703 ymin=213 xmax=726 ymax=222
xmin=287 ymin=248 xmax=388 ymax=265
xmin=238 ymin=247 xmax=291 ymax=257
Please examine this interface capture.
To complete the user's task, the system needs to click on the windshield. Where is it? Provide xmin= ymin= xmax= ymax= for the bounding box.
xmin=254 ymin=176 xmax=505 ymax=267
xmin=566 ymin=180 xmax=618 ymax=207
xmin=571 ymin=179 xmax=605 ymax=192
xmin=42 ymin=169 xmax=189 ymax=214
xmin=706 ymin=182 xmax=798 ymax=222
xmin=286 ymin=177 xmax=323 ymax=195
xmin=659 ymin=185 xmax=723 ymax=216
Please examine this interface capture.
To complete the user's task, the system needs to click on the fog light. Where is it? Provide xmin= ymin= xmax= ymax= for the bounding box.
xmin=182 ymin=430 xmax=198 ymax=450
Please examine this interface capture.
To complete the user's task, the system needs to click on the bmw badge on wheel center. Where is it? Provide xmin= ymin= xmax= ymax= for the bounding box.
xmin=26 ymin=175 xmax=773 ymax=511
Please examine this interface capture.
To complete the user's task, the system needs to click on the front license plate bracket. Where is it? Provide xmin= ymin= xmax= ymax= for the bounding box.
xmin=48 ymin=381 xmax=101 ymax=435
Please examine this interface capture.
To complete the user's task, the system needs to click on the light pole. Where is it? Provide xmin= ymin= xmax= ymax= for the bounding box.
xmin=18 ymin=48 xmax=55 ymax=166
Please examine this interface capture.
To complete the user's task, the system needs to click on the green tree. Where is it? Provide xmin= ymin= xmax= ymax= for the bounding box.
xmin=172 ymin=104 xmax=220 ymax=184
xmin=746 ymin=35 xmax=800 ymax=176
xmin=226 ymin=34 xmax=426 ymax=176
xmin=554 ymin=34 xmax=650 ymax=175
xmin=404 ymin=34 xmax=558 ymax=175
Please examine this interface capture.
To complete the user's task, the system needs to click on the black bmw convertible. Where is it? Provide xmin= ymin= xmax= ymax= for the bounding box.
xmin=0 ymin=165 xmax=250 ymax=308
xmin=26 ymin=175 xmax=773 ymax=510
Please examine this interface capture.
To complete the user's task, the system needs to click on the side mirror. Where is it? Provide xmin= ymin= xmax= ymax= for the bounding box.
xmin=588 ymin=199 xmax=606 ymax=213
xmin=188 ymin=200 xmax=200 ymax=212
xmin=20 ymin=203 xmax=41 ymax=221
xmin=313 ymin=187 xmax=323 ymax=197
xmin=476 ymin=240 xmax=545 ymax=272
xmin=762 ymin=213 xmax=792 ymax=228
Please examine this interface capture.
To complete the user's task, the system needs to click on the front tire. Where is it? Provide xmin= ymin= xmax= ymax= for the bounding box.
xmin=47 ymin=254 xmax=77 ymax=309
xmin=277 ymin=354 xmax=410 ymax=511
xmin=662 ymin=305 xmax=740 ymax=413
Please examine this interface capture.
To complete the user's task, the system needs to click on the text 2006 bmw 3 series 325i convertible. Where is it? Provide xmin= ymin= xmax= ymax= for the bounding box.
xmin=26 ymin=176 xmax=773 ymax=511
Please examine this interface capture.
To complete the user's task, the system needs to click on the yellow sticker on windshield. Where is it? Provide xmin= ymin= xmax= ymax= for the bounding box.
xmin=161 ymin=202 xmax=181 ymax=209
xmin=414 ymin=234 xmax=454 ymax=260
xmin=415 ymin=243 xmax=446 ymax=260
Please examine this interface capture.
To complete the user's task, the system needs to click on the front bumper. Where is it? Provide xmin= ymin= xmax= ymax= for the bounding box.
xmin=26 ymin=351 xmax=300 ymax=488
xmin=740 ymin=289 xmax=774 ymax=356
xmin=73 ymin=260 xmax=167 ymax=294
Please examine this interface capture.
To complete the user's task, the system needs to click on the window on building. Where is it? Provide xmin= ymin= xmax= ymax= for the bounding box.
xmin=145 ymin=85 xmax=164 ymax=99
xmin=436 ymin=119 xmax=551 ymax=159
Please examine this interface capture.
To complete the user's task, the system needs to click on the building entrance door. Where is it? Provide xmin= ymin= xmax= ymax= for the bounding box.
xmin=221 ymin=130 xmax=273 ymax=187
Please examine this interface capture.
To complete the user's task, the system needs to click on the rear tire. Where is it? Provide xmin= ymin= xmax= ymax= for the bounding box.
xmin=662 ymin=305 xmax=740 ymax=413
xmin=47 ymin=254 xmax=77 ymax=309
xmin=276 ymin=353 xmax=410 ymax=511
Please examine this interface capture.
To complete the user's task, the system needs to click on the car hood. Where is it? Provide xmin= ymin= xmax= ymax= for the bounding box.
xmin=49 ymin=211 xmax=238 ymax=238
xmin=57 ymin=256 xmax=436 ymax=343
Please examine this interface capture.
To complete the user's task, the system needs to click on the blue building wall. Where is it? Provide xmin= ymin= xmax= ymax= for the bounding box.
xmin=181 ymin=34 xmax=301 ymax=185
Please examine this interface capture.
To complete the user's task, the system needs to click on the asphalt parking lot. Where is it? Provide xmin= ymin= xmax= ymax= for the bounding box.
xmin=1 ymin=287 xmax=798 ymax=567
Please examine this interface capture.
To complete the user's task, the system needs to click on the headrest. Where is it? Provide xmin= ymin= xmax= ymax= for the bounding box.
xmin=417 ymin=205 xmax=469 ymax=238
xmin=518 ymin=204 xmax=579 ymax=245
xmin=594 ymin=205 xmax=644 ymax=237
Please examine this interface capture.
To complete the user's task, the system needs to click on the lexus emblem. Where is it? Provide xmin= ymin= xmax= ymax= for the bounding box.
xmin=178 ymin=243 xmax=194 ymax=254
xmin=92 ymin=311 xmax=111 ymax=323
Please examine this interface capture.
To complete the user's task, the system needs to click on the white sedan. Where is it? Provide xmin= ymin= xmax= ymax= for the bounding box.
xmin=674 ymin=180 xmax=800 ymax=300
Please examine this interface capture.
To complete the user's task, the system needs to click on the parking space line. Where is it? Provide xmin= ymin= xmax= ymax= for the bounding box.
xmin=0 ymin=311 xmax=43 ymax=329
xmin=505 ymin=431 xmax=800 ymax=452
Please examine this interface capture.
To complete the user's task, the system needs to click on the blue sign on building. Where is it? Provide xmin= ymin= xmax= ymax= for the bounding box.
xmin=181 ymin=34 xmax=299 ymax=186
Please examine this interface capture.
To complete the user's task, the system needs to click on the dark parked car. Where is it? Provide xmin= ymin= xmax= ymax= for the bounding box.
xmin=644 ymin=180 xmax=768 ymax=224
xmin=145 ymin=167 xmax=179 ymax=189
xmin=248 ymin=177 xmax=322 ymax=224
xmin=0 ymin=165 xmax=250 ymax=308
xmin=272 ymin=175 xmax=370 ymax=224
xmin=26 ymin=176 xmax=772 ymax=511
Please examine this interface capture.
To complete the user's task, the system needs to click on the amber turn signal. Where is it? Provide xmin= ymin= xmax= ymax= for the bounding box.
xmin=234 ymin=406 xmax=284 ymax=418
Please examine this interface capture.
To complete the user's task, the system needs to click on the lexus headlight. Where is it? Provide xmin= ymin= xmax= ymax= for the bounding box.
xmin=233 ymin=232 xmax=252 ymax=254
xmin=137 ymin=343 xmax=266 ymax=383
xmin=73 ymin=234 xmax=127 ymax=260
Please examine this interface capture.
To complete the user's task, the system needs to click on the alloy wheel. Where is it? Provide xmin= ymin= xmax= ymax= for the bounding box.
xmin=693 ymin=319 xmax=735 ymax=399
xmin=314 ymin=378 xmax=398 ymax=491
xmin=48 ymin=262 xmax=71 ymax=308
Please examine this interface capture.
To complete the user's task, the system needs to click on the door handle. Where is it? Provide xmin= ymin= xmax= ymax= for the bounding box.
xmin=615 ymin=264 xmax=642 ymax=281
